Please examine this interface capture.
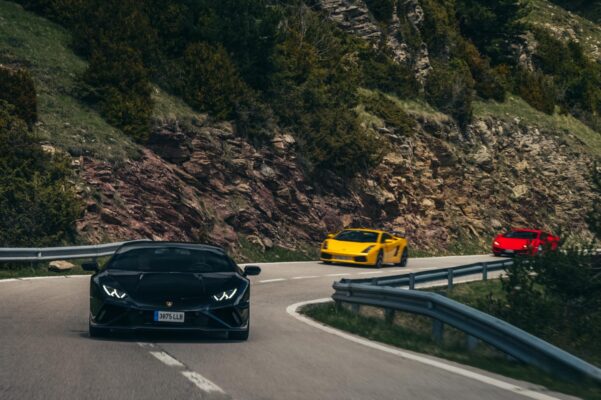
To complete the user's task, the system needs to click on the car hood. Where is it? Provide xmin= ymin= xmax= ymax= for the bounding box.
xmin=494 ymin=236 xmax=532 ymax=250
xmin=327 ymin=240 xmax=376 ymax=253
xmin=100 ymin=270 xmax=243 ymax=306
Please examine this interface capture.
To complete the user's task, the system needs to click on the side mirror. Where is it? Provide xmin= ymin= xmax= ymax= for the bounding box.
xmin=244 ymin=266 xmax=261 ymax=276
xmin=385 ymin=239 xmax=394 ymax=244
xmin=82 ymin=261 xmax=99 ymax=272
xmin=326 ymin=233 xmax=335 ymax=239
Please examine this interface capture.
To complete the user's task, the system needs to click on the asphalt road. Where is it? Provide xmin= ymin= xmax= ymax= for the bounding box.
xmin=0 ymin=255 xmax=577 ymax=400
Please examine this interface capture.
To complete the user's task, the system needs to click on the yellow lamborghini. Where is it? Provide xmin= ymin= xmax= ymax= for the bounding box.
xmin=320 ymin=229 xmax=408 ymax=268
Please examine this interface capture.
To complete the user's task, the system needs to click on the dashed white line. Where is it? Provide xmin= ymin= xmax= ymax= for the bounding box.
xmin=182 ymin=371 xmax=225 ymax=394
xmin=326 ymin=273 xmax=349 ymax=277
xmin=258 ymin=278 xmax=287 ymax=283
xmin=292 ymin=275 xmax=319 ymax=280
xmin=357 ymin=271 xmax=383 ymax=275
xmin=150 ymin=351 xmax=184 ymax=367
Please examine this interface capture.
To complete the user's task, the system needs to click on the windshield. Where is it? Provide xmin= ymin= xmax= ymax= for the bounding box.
xmin=504 ymin=231 xmax=538 ymax=239
xmin=107 ymin=246 xmax=237 ymax=272
xmin=335 ymin=230 xmax=379 ymax=243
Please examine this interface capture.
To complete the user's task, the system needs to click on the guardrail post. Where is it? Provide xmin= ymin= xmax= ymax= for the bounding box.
xmin=482 ymin=263 xmax=488 ymax=281
xmin=432 ymin=319 xmax=444 ymax=344
xmin=409 ymin=273 xmax=415 ymax=290
xmin=447 ymin=269 xmax=454 ymax=290
xmin=466 ymin=335 xmax=478 ymax=352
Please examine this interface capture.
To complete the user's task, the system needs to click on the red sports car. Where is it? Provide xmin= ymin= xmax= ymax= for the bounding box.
xmin=492 ymin=229 xmax=560 ymax=257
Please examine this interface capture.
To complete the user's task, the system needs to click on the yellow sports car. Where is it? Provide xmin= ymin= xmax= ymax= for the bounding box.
xmin=320 ymin=229 xmax=408 ymax=268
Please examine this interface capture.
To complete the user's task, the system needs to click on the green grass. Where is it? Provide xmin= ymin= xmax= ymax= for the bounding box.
xmin=524 ymin=0 xmax=601 ymax=61
xmin=235 ymin=236 xmax=319 ymax=263
xmin=474 ymin=95 xmax=601 ymax=157
xmin=0 ymin=0 xmax=138 ymax=162
xmin=303 ymin=302 xmax=601 ymax=400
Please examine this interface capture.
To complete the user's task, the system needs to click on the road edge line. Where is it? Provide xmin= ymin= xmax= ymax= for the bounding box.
xmin=286 ymin=298 xmax=561 ymax=400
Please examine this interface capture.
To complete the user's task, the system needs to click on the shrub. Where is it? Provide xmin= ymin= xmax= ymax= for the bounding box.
xmin=361 ymin=92 xmax=415 ymax=134
xmin=426 ymin=59 xmax=475 ymax=128
xmin=513 ymin=68 xmax=556 ymax=115
xmin=81 ymin=44 xmax=153 ymax=142
xmin=0 ymin=100 xmax=80 ymax=246
xmin=364 ymin=0 xmax=395 ymax=23
xmin=588 ymin=164 xmax=601 ymax=240
xmin=0 ymin=66 xmax=37 ymax=129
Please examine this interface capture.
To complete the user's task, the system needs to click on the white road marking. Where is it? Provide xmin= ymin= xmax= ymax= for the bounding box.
xmin=292 ymin=275 xmax=319 ymax=280
xmin=0 ymin=278 xmax=18 ymax=283
xmin=182 ymin=371 xmax=225 ymax=394
xmin=287 ymin=299 xmax=561 ymax=400
xmin=357 ymin=271 xmax=383 ymax=275
xmin=258 ymin=278 xmax=287 ymax=283
xmin=326 ymin=273 xmax=349 ymax=277
xmin=137 ymin=342 xmax=155 ymax=349
xmin=150 ymin=351 xmax=184 ymax=368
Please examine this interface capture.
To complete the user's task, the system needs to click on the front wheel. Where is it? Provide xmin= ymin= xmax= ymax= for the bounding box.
xmin=89 ymin=323 xmax=107 ymax=338
xmin=398 ymin=248 xmax=408 ymax=267
xmin=374 ymin=251 xmax=383 ymax=269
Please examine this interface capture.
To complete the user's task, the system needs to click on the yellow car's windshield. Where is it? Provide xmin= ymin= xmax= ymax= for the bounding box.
xmin=335 ymin=230 xmax=379 ymax=243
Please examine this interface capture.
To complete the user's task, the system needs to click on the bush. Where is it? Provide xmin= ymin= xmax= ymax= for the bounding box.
xmin=361 ymin=92 xmax=415 ymax=134
xmin=588 ymin=164 xmax=601 ymax=240
xmin=0 ymin=66 xmax=37 ymax=129
xmin=513 ymin=68 xmax=556 ymax=115
xmin=426 ymin=59 xmax=475 ymax=128
xmin=0 ymin=100 xmax=80 ymax=246
xmin=364 ymin=0 xmax=395 ymax=23
xmin=81 ymin=44 xmax=153 ymax=142
xmin=484 ymin=247 xmax=601 ymax=361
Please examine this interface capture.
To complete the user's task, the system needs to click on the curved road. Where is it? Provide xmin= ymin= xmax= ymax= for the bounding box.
xmin=0 ymin=255 xmax=576 ymax=400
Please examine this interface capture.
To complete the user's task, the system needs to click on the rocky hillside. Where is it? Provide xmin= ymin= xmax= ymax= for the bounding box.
xmin=1 ymin=0 xmax=599 ymax=258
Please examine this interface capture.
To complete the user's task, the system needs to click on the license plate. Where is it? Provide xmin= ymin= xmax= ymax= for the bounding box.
xmin=505 ymin=249 xmax=514 ymax=254
xmin=154 ymin=311 xmax=185 ymax=323
xmin=335 ymin=256 xmax=353 ymax=261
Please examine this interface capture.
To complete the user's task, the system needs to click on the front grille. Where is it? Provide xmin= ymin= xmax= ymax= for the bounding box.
xmin=354 ymin=256 xmax=367 ymax=262
xmin=321 ymin=252 xmax=332 ymax=260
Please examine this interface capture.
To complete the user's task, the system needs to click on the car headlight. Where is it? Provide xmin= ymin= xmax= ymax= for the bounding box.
xmin=212 ymin=288 xmax=238 ymax=302
xmin=102 ymin=284 xmax=127 ymax=299
xmin=493 ymin=241 xmax=500 ymax=246
xmin=322 ymin=241 xmax=328 ymax=250
xmin=523 ymin=244 xmax=529 ymax=249
xmin=362 ymin=245 xmax=375 ymax=253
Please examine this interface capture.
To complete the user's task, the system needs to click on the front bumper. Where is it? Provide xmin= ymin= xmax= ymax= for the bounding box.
xmin=90 ymin=300 xmax=249 ymax=332
xmin=320 ymin=251 xmax=377 ymax=266
xmin=492 ymin=246 xmax=531 ymax=256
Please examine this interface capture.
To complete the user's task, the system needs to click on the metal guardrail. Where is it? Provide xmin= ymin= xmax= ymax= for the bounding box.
xmin=342 ymin=259 xmax=514 ymax=289
xmin=333 ymin=261 xmax=601 ymax=383
xmin=0 ymin=240 xmax=151 ymax=262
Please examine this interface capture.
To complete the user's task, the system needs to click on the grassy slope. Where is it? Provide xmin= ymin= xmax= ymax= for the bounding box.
xmin=524 ymin=0 xmax=601 ymax=61
xmin=0 ymin=1 xmax=207 ymax=163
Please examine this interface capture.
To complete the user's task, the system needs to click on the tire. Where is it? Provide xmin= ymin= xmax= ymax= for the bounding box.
xmin=398 ymin=248 xmax=408 ymax=267
xmin=323 ymin=261 xmax=332 ymax=265
xmin=374 ymin=251 xmax=383 ymax=269
xmin=89 ymin=323 xmax=107 ymax=338
xmin=229 ymin=328 xmax=249 ymax=341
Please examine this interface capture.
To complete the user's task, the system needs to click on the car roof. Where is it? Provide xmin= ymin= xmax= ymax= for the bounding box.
xmin=114 ymin=241 xmax=225 ymax=255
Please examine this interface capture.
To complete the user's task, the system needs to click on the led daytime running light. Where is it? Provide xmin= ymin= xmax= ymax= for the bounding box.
xmin=212 ymin=288 xmax=238 ymax=302
xmin=102 ymin=284 xmax=127 ymax=299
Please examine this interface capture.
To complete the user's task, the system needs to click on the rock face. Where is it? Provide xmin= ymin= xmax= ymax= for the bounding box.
xmin=314 ymin=0 xmax=430 ymax=81
xmin=76 ymin=113 xmax=595 ymax=254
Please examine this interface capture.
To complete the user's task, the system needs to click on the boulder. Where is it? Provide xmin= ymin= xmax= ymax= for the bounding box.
xmin=48 ymin=260 xmax=75 ymax=272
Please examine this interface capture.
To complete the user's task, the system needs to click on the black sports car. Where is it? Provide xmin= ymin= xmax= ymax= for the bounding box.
xmin=82 ymin=241 xmax=261 ymax=340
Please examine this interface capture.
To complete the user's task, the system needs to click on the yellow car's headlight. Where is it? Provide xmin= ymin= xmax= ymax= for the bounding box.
xmin=362 ymin=245 xmax=375 ymax=253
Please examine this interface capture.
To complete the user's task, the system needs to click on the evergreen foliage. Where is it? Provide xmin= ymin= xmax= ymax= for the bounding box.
xmin=0 ymin=100 xmax=80 ymax=246
xmin=364 ymin=0 xmax=395 ymax=23
xmin=0 ymin=66 xmax=37 ymax=129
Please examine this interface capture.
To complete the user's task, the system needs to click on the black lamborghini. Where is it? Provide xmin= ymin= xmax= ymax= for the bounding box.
xmin=83 ymin=241 xmax=261 ymax=340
